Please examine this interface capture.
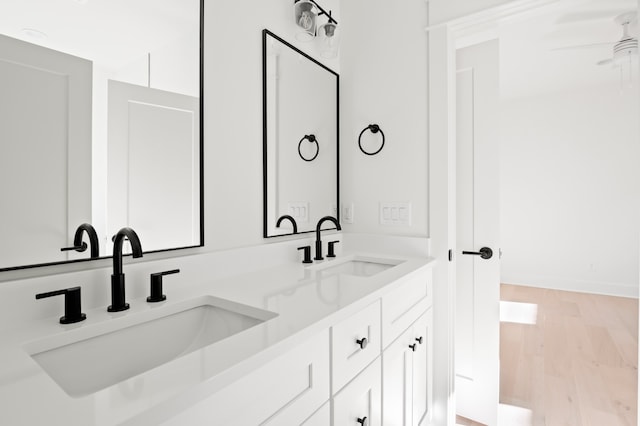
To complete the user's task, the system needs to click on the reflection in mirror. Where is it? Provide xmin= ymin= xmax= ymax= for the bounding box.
xmin=0 ymin=0 xmax=202 ymax=271
xmin=263 ymin=29 xmax=339 ymax=238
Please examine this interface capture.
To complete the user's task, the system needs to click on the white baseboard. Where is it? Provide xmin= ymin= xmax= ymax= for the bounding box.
xmin=500 ymin=275 xmax=639 ymax=298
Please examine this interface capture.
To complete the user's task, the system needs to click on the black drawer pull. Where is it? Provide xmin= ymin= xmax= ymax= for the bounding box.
xmin=356 ymin=337 xmax=368 ymax=349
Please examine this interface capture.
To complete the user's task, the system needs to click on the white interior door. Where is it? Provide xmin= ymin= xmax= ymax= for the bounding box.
xmin=107 ymin=80 xmax=199 ymax=252
xmin=0 ymin=34 xmax=92 ymax=268
xmin=455 ymin=39 xmax=501 ymax=426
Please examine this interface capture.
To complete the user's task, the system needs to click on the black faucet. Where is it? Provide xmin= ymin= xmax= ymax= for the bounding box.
xmin=314 ymin=216 xmax=341 ymax=261
xmin=61 ymin=223 xmax=100 ymax=258
xmin=276 ymin=214 xmax=298 ymax=234
xmin=108 ymin=227 xmax=143 ymax=312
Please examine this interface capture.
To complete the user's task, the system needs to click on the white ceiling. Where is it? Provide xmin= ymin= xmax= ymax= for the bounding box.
xmin=0 ymin=0 xmax=199 ymax=70
xmin=497 ymin=0 xmax=638 ymax=99
xmin=3 ymin=0 xmax=637 ymax=99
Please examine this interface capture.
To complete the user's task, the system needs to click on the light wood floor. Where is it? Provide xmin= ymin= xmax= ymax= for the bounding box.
xmin=499 ymin=284 xmax=638 ymax=426
xmin=456 ymin=414 xmax=486 ymax=426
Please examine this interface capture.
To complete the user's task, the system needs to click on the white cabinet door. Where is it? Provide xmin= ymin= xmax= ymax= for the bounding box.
xmin=382 ymin=324 xmax=413 ymax=425
xmin=334 ymin=357 xmax=382 ymax=426
xmin=382 ymin=309 xmax=433 ymax=426
xmin=411 ymin=309 xmax=433 ymax=426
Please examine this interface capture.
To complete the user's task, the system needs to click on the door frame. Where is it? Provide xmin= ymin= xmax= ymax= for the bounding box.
xmin=426 ymin=1 xmax=558 ymax=424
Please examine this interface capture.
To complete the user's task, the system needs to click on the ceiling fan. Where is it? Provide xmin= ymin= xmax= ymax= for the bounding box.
xmin=596 ymin=12 xmax=638 ymax=66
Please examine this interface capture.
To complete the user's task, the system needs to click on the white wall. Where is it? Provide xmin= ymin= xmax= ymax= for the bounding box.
xmin=340 ymin=0 xmax=429 ymax=237
xmin=429 ymin=0 xmax=523 ymax=26
xmin=500 ymin=83 xmax=640 ymax=297
xmin=111 ymin=33 xmax=200 ymax=98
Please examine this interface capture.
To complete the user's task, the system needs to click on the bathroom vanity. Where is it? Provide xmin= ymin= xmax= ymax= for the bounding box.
xmin=0 ymin=237 xmax=433 ymax=425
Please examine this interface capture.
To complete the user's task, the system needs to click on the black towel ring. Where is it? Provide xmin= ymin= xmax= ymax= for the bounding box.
xmin=298 ymin=134 xmax=319 ymax=162
xmin=358 ymin=124 xmax=385 ymax=156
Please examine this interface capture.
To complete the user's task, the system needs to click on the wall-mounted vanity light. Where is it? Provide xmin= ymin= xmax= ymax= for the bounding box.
xmin=293 ymin=0 xmax=340 ymax=58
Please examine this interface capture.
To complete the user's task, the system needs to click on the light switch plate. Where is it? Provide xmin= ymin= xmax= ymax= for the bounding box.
xmin=341 ymin=203 xmax=354 ymax=224
xmin=287 ymin=202 xmax=309 ymax=223
xmin=379 ymin=202 xmax=411 ymax=226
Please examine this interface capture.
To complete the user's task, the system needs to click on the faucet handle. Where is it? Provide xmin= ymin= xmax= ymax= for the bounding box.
xmin=147 ymin=269 xmax=180 ymax=303
xmin=327 ymin=240 xmax=340 ymax=258
xmin=36 ymin=286 xmax=86 ymax=324
xmin=297 ymin=246 xmax=313 ymax=264
xmin=60 ymin=242 xmax=88 ymax=252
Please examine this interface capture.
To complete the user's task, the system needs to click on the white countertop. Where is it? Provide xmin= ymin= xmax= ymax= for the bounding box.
xmin=0 ymin=251 xmax=432 ymax=425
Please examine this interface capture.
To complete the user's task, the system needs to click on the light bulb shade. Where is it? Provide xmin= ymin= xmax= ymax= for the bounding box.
xmin=294 ymin=0 xmax=316 ymax=41
xmin=318 ymin=21 xmax=340 ymax=58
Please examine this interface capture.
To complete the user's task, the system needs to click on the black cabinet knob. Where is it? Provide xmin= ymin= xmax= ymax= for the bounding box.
xmin=147 ymin=269 xmax=180 ymax=303
xmin=415 ymin=336 xmax=423 ymax=344
xmin=356 ymin=337 xmax=368 ymax=349
xmin=357 ymin=416 xmax=368 ymax=426
xmin=409 ymin=343 xmax=417 ymax=352
xmin=36 ymin=286 xmax=86 ymax=324
xmin=297 ymin=246 xmax=313 ymax=264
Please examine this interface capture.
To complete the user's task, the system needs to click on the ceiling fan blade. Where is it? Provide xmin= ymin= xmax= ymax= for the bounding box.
xmin=551 ymin=41 xmax=614 ymax=51
xmin=597 ymin=58 xmax=613 ymax=65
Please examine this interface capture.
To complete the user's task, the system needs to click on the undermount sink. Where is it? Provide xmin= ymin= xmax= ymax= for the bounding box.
xmin=311 ymin=255 xmax=404 ymax=278
xmin=24 ymin=296 xmax=277 ymax=397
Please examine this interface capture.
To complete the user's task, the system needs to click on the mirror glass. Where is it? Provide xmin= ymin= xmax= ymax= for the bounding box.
xmin=0 ymin=0 xmax=202 ymax=271
xmin=262 ymin=29 xmax=339 ymax=237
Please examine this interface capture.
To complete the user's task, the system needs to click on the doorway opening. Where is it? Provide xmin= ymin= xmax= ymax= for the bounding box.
xmin=450 ymin=0 xmax=639 ymax=424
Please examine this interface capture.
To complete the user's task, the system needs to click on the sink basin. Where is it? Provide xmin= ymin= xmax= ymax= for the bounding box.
xmin=312 ymin=255 xmax=404 ymax=277
xmin=24 ymin=296 xmax=277 ymax=397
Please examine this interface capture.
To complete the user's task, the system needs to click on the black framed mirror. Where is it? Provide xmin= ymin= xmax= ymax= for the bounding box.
xmin=0 ymin=0 xmax=204 ymax=272
xmin=262 ymin=29 xmax=339 ymax=238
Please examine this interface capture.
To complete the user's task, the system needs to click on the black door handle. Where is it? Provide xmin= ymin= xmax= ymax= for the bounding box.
xmin=462 ymin=247 xmax=493 ymax=259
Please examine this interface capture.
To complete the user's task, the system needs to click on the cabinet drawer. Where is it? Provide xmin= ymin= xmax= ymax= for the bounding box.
xmin=381 ymin=269 xmax=432 ymax=348
xmin=333 ymin=357 xmax=382 ymax=426
xmin=332 ymin=300 xmax=381 ymax=393
xmin=302 ymin=401 xmax=330 ymax=425
xmin=162 ymin=329 xmax=330 ymax=426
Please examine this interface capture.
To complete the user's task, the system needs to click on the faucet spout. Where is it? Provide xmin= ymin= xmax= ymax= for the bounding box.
xmin=108 ymin=227 xmax=143 ymax=312
xmin=60 ymin=223 xmax=100 ymax=258
xmin=276 ymin=214 xmax=298 ymax=234
xmin=74 ymin=223 xmax=100 ymax=258
xmin=314 ymin=216 xmax=341 ymax=261
xmin=112 ymin=227 xmax=143 ymax=276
